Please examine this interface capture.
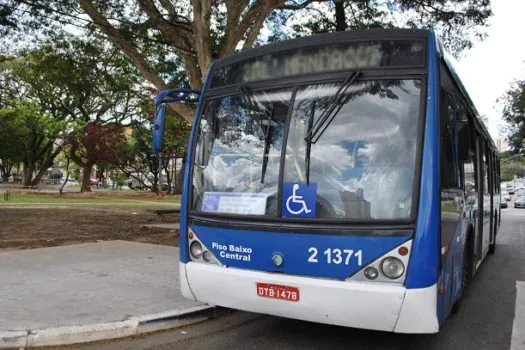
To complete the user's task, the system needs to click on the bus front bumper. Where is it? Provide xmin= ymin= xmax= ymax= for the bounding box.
xmin=181 ymin=262 xmax=439 ymax=333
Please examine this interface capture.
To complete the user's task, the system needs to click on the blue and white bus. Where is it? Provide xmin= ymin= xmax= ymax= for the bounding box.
xmin=153 ymin=29 xmax=501 ymax=333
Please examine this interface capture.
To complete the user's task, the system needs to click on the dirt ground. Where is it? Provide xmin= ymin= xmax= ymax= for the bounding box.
xmin=0 ymin=208 xmax=180 ymax=251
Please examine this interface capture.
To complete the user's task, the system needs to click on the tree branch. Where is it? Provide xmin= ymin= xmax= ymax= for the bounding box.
xmin=79 ymin=0 xmax=195 ymax=122
xmin=219 ymin=0 xmax=250 ymax=57
xmin=158 ymin=0 xmax=177 ymax=19
xmin=79 ymin=0 xmax=167 ymax=90
xmin=278 ymin=0 xmax=328 ymax=10
xmin=137 ymin=0 xmax=202 ymax=88
xmin=191 ymin=0 xmax=213 ymax=75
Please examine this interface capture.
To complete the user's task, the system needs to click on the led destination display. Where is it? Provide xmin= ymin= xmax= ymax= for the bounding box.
xmin=211 ymin=40 xmax=425 ymax=87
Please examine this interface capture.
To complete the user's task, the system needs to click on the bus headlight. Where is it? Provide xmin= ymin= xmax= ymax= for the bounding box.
xmin=380 ymin=257 xmax=405 ymax=279
xmin=190 ymin=241 xmax=204 ymax=259
xmin=364 ymin=266 xmax=379 ymax=280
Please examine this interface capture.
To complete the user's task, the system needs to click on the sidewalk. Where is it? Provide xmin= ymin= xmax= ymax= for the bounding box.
xmin=0 ymin=241 xmax=219 ymax=348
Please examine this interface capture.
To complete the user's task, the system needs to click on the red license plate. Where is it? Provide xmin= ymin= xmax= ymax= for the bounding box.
xmin=256 ymin=282 xmax=300 ymax=302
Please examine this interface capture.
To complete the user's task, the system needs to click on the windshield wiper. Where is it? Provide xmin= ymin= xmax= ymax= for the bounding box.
xmin=305 ymin=100 xmax=316 ymax=186
xmin=304 ymin=70 xmax=361 ymax=185
xmin=240 ymin=84 xmax=260 ymax=114
xmin=305 ymin=70 xmax=362 ymax=145
xmin=260 ymin=105 xmax=275 ymax=183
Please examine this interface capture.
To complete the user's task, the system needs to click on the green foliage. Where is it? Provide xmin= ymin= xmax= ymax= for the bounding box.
xmin=500 ymin=154 xmax=525 ymax=181
xmin=0 ymin=101 xmax=66 ymax=181
xmin=501 ymin=161 xmax=525 ymax=182
xmin=0 ymin=104 xmax=25 ymax=178
xmin=287 ymin=0 xmax=491 ymax=56
xmin=501 ymin=79 xmax=525 ymax=153
xmin=125 ymin=122 xmax=161 ymax=191
xmin=71 ymin=168 xmax=81 ymax=181
xmin=1 ymin=35 xmax=147 ymax=186
xmin=163 ymin=116 xmax=191 ymax=158
xmin=115 ymin=172 xmax=127 ymax=187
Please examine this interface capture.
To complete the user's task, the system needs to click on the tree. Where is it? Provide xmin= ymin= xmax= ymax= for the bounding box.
xmin=501 ymin=156 xmax=525 ymax=181
xmin=1 ymin=1 xmax=492 ymax=122
xmin=65 ymin=122 xmax=131 ymax=192
xmin=160 ymin=116 xmax=191 ymax=194
xmin=501 ymin=79 xmax=525 ymax=153
xmin=118 ymin=123 xmax=162 ymax=194
xmin=0 ymin=108 xmax=24 ymax=181
xmin=289 ymin=1 xmax=491 ymax=53
xmin=0 ymin=102 xmax=65 ymax=186
xmin=1 ymin=36 xmax=148 ymax=189
xmin=1 ymin=54 xmax=68 ymax=186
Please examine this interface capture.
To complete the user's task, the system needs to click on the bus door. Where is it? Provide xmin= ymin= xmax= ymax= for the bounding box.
xmin=489 ymin=152 xmax=499 ymax=246
xmin=439 ymin=90 xmax=465 ymax=320
xmin=481 ymin=142 xmax=492 ymax=256
xmin=476 ymin=137 xmax=491 ymax=262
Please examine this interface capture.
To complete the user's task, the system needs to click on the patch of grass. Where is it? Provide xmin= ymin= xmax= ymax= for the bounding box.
xmin=0 ymin=192 xmax=181 ymax=209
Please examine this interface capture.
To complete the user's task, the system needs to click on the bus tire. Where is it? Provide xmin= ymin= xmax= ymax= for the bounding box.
xmin=489 ymin=214 xmax=497 ymax=255
xmin=488 ymin=241 xmax=496 ymax=254
xmin=452 ymin=230 xmax=473 ymax=314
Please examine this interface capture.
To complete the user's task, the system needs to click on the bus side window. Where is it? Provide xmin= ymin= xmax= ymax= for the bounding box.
xmin=441 ymin=92 xmax=458 ymax=190
xmin=464 ymin=123 xmax=479 ymax=194
xmin=481 ymin=143 xmax=489 ymax=196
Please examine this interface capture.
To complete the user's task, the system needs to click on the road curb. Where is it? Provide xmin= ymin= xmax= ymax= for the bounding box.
xmin=0 ymin=305 xmax=227 ymax=349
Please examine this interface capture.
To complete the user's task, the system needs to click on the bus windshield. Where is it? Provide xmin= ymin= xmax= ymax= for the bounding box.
xmin=191 ymin=79 xmax=422 ymax=220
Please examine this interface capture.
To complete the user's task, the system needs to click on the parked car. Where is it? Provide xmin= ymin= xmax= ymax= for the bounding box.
xmin=507 ymin=185 xmax=516 ymax=194
xmin=501 ymin=191 xmax=509 ymax=208
xmin=515 ymin=195 xmax=525 ymax=208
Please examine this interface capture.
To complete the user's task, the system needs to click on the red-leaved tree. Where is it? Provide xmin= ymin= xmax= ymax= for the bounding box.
xmin=65 ymin=122 xmax=131 ymax=192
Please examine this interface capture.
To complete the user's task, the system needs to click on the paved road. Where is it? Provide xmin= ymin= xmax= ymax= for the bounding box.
xmin=76 ymin=204 xmax=525 ymax=350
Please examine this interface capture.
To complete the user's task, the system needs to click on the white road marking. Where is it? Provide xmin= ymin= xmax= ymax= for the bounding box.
xmin=511 ymin=281 xmax=525 ymax=350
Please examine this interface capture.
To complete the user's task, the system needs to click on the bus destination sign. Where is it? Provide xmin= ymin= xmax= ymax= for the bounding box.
xmin=242 ymin=44 xmax=382 ymax=82
xmin=210 ymin=40 xmax=425 ymax=87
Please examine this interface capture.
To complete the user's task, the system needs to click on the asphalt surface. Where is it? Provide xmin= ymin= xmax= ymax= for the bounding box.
xmin=74 ymin=202 xmax=525 ymax=350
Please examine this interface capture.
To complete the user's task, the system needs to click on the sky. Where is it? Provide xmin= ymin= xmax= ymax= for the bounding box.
xmin=454 ymin=0 xmax=525 ymax=143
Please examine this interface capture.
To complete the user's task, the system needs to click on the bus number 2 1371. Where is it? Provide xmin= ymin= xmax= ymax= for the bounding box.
xmin=307 ymin=247 xmax=363 ymax=266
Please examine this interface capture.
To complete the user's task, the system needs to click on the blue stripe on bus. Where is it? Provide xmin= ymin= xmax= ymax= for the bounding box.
xmin=180 ymin=63 xmax=217 ymax=264
xmin=191 ymin=224 xmax=409 ymax=280
xmin=405 ymin=32 xmax=440 ymax=289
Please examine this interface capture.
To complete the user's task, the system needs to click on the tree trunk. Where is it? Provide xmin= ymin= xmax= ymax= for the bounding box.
xmin=81 ymin=164 xmax=93 ymax=192
xmin=23 ymin=163 xmax=34 ymax=187
xmin=163 ymin=156 xmax=174 ymax=195
xmin=31 ymin=147 xmax=62 ymax=187
xmin=97 ymin=165 xmax=105 ymax=187
xmin=59 ymin=158 xmax=71 ymax=196
xmin=152 ymin=170 xmax=159 ymax=194
xmin=335 ymin=0 xmax=347 ymax=32
xmin=175 ymin=163 xmax=184 ymax=195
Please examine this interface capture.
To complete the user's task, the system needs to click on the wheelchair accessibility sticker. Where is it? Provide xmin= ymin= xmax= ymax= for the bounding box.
xmin=282 ymin=182 xmax=317 ymax=218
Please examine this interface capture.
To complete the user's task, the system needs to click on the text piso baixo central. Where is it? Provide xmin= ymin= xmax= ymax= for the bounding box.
xmin=212 ymin=242 xmax=252 ymax=262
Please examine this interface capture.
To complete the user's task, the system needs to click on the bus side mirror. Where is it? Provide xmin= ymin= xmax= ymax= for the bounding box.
xmin=152 ymin=88 xmax=201 ymax=155
xmin=152 ymin=104 xmax=166 ymax=154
